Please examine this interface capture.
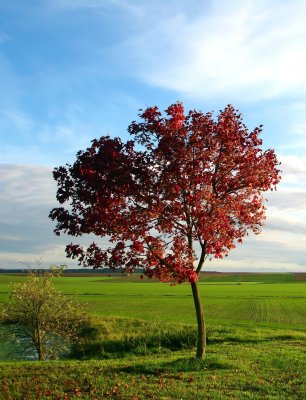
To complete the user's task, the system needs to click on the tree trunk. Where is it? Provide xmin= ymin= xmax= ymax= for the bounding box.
xmin=191 ymin=281 xmax=206 ymax=358
xmin=38 ymin=347 xmax=43 ymax=361
xmin=37 ymin=329 xmax=43 ymax=361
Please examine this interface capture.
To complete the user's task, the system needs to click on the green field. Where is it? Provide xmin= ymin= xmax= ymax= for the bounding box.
xmin=0 ymin=272 xmax=305 ymax=399
xmin=1 ymin=272 xmax=306 ymax=328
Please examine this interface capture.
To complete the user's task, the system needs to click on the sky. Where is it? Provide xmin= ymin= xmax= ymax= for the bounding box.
xmin=0 ymin=0 xmax=305 ymax=272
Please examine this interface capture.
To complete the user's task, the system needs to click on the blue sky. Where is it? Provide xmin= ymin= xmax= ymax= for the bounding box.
xmin=0 ymin=0 xmax=305 ymax=271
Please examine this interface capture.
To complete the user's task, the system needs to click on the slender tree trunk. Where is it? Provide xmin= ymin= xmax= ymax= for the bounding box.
xmin=191 ymin=281 xmax=206 ymax=358
xmin=38 ymin=347 xmax=43 ymax=361
xmin=37 ymin=329 xmax=43 ymax=361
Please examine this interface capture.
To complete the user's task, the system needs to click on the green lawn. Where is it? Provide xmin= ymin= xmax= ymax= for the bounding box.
xmin=0 ymin=273 xmax=305 ymax=399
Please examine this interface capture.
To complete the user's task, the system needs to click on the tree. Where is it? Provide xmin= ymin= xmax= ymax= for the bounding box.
xmin=50 ymin=103 xmax=281 ymax=358
xmin=0 ymin=268 xmax=87 ymax=360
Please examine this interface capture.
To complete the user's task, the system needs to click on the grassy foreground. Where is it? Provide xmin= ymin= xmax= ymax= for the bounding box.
xmin=0 ymin=272 xmax=305 ymax=399
xmin=0 ymin=339 xmax=305 ymax=399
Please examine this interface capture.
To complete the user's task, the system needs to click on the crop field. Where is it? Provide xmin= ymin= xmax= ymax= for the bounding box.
xmin=0 ymin=272 xmax=305 ymax=399
xmin=1 ymin=272 xmax=304 ymax=327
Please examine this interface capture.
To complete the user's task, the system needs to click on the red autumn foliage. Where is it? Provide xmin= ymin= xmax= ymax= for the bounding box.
xmin=50 ymin=103 xmax=281 ymax=284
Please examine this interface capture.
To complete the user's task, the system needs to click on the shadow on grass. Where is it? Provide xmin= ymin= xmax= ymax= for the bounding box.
xmin=117 ymin=355 xmax=234 ymax=375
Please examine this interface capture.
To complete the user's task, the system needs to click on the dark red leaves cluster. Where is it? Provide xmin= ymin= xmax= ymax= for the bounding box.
xmin=50 ymin=103 xmax=281 ymax=283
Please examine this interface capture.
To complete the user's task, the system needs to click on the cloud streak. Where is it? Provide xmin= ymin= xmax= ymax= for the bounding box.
xmin=119 ymin=0 xmax=306 ymax=102
xmin=0 ymin=164 xmax=60 ymax=267
xmin=0 ymin=164 xmax=109 ymax=268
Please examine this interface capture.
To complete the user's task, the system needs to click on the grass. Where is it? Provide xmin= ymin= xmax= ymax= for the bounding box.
xmin=199 ymin=272 xmax=296 ymax=283
xmin=0 ymin=272 xmax=306 ymax=399
xmin=1 ymin=273 xmax=306 ymax=329
xmin=0 ymin=340 xmax=305 ymax=399
xmin=55 ymin=275 xmax=306 ymax=329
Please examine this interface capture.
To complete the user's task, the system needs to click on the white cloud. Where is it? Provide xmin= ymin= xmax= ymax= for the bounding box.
xmin=266 ymin=190 xmax=306 ymax=213
xmin=121 ymin=0 xmax=306 ymax=102
xmin=0 ymin=164 xmax=67 ymax=268
xmin=0 ymin=164 xmax=55 ymax=210
xmin=278 ymin=155 xmax=306 ymax=187
xmin=209 ymin=227 xmax=306 ymax=272
xmin=266 ymin=215 xmax=306 ymax=235
xmin=210 ymin=257 xmax=306 ymax=273
xmin=0 ymin=164 xmax=109 ymax=268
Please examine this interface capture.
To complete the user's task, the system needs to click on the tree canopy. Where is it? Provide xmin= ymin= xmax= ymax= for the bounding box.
xmin=50 ymin=102 xmax=281 ymax=357
xmin=50 ymin=103 xmax=280 ymax=282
